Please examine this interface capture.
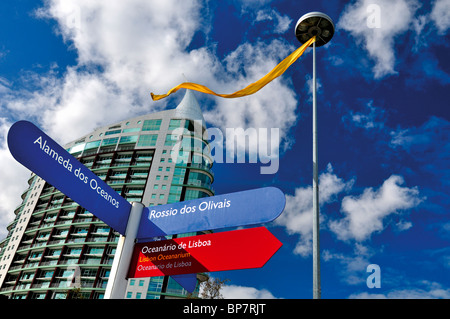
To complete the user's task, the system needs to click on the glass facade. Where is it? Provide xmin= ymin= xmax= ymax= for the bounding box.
xmin=0 ymin=149 xmax=153 ymax=299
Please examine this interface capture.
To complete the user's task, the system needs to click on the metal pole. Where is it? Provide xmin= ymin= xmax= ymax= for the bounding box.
xmin=295 ymin=11 xmax=334 ymax=300
xmin=312 ymin=40 xmax=321 ymax=299
xmin=104 ymin=202 xmax=144 ymax=299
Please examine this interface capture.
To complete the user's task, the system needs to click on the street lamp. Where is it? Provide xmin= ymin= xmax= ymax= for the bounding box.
xmin=294 ymin=12 xmax=334 ymax=300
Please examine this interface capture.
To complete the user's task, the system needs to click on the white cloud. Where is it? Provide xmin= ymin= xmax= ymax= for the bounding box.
xmin=430 ymin=0 xmax=450 ymax=34
xmin=255 ymin=9 xmax=292 ymax=34
xmin=338 ymin=0 xmax=419 ymax=78
xmin=222 ymin=284 xmax=278 ymax=299
xmin=203 ymin=38 xmax=299 ymax=157
xmin=0 ymin=119 xmax=33 ymax=238
xmin=29 ymin=0 xmax=214 ymax=143
xmin=395 ymin=219 xmax=413 ymax=231
xmin=342 ymin=100 xmax=386 ymax=131
xmin=2 ymin=0 xmax=302 ymax=152
xmin=323 ymin=243 xmax=375 ymax=285
xmin=350 ymin=281 xmax=450 ymax=299
xmin=275 ymin=164 xmax=353 ymax=256
xmin=390 ymin=116 xmax=448 ymax=150
xmin=304 ymin=74 xmax=322 ymax=103
xmin=329 ymin=175 xmax=423 ymax=241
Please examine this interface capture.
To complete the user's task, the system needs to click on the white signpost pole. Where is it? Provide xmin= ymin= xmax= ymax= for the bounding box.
xmin=104 ymin=202 xmax=144 ymax=299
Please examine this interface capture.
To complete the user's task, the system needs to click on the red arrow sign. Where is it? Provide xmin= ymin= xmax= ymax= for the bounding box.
xmin=127 ymin=227 xmax=282 ymax=278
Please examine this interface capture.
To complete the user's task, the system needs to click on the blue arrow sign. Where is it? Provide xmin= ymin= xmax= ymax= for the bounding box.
xmin=137 ymin=187 xmax=286 ymax=240
xmin=7 ymin=120 xmax=132 ymax=235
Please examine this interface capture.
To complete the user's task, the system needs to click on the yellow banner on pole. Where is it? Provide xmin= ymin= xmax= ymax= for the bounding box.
xmin=151 ymin=36 xmax=316 ymax=101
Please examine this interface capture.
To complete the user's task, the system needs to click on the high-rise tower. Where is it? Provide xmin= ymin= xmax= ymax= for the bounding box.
xmin=0 ymin=90 xmax=214 ymax=299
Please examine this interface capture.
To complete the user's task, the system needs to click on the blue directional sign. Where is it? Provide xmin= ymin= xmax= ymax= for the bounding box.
xmin=137 ymin=187 xmax=286 ymax=239
xmin=7 ymin=120 xmax=131 ymax=235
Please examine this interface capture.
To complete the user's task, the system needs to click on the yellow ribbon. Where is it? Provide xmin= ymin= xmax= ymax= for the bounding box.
xmin=151 ymin=36 xmax=316 ymax=101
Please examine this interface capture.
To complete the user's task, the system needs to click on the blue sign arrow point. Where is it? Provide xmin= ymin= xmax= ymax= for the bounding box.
xmin=137 ymin=187 xmax=286 ymax=239
xmin=171 ymin=274 xmax=198 ymax=293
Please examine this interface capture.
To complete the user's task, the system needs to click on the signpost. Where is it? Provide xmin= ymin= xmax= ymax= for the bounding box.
xmin=7 ymin=120 xmax=286 ymax=298
xmin=128 ymin=227 xmax=282 ymax=278
xmin=137 ymin=187 xmax=286 ymax=239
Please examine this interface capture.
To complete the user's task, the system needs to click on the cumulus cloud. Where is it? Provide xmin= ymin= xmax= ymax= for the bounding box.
xmin=338 ymin=0 xmax=419 ymax=78
xmin=222 ymin=284 xmax=278 ymax=299
xmin=275 ymin=164 xmax=353 ymax=256
xmin=430 ymin=0 xmax=450 ymax=34
xmin=203 ymin=38 xmax=299 ymax=158
xmin=0 ymin=119 xmax=33 ymax=238
xmin=329 ymin=175 xmax=423 ymax=241
xmin=0 ymin=0 xmax=303 ymax=160
xmin=255 ymin=9 xmax=292 ymax=34
xmin=278 ymin=165 xmax=422 ymax=254
xmin=29 ymin=0 xmax=215 ymax=143
xmin=350 ymin=281 xmax=450 ymax=299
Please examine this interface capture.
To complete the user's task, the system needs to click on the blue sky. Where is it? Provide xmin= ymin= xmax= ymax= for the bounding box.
xmin=0 ymin=0 xmax=449 ymax=299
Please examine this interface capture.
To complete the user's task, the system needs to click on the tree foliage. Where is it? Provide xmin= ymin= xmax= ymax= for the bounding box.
xmin=200 ymin=277 xmax=229 ymax=299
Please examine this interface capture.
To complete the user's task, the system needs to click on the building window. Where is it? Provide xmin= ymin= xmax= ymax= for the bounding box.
xmin=138 ymin=134 xmax=158 ymax=147
xmin=168 ymin=119 xmax=182 ymax=130
xmin=126 ymin=292 xmax=132 ymax=298
xmin=123 ymin=127 xmax=140 ymax=133
xmin=142 ymin=119 xmax=162 ymax=131
xmin=165 ymin=134 xmax=179 ymax=146
xmin=102 ymin=137 xmax=119 ymax=146
xmin=119 ymin=135 xmax=138 ymax=144
xmin=105 ymin=129 xmax=121 ymax=135
xmin=82 ymin=141 xmax=97 ymax=151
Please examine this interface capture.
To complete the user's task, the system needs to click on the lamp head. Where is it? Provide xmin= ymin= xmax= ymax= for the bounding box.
xmin=295 ymin=12 xmax=334 ymax=47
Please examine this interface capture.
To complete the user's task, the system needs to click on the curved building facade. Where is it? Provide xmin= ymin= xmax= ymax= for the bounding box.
xmin=0 ymin=90 xmax=213 ymax=299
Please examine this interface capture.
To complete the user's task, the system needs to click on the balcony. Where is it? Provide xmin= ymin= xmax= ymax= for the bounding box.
xmin=40 ymin=260 xmax=58 ymax=266
xmin=72 ymin=218 xmax=93 ymax=224
xmin=30 ymin=282 xmax=51 ymax=289
xmin=79 ymin=258 xmax=102 ymax=265
xmin=36 ymin=235 xmax=50 ymax=242
xmin=28 ymin=255 xmax=42 ymax=262
xmin=47 ymin=239 xmax=66 ymax=246
xmin=70 ymin=230 xmax=88 ymax=237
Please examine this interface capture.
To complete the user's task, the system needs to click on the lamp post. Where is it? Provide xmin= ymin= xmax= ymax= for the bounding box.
xmin=295 ymin=12 xmax=334 ymax=300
